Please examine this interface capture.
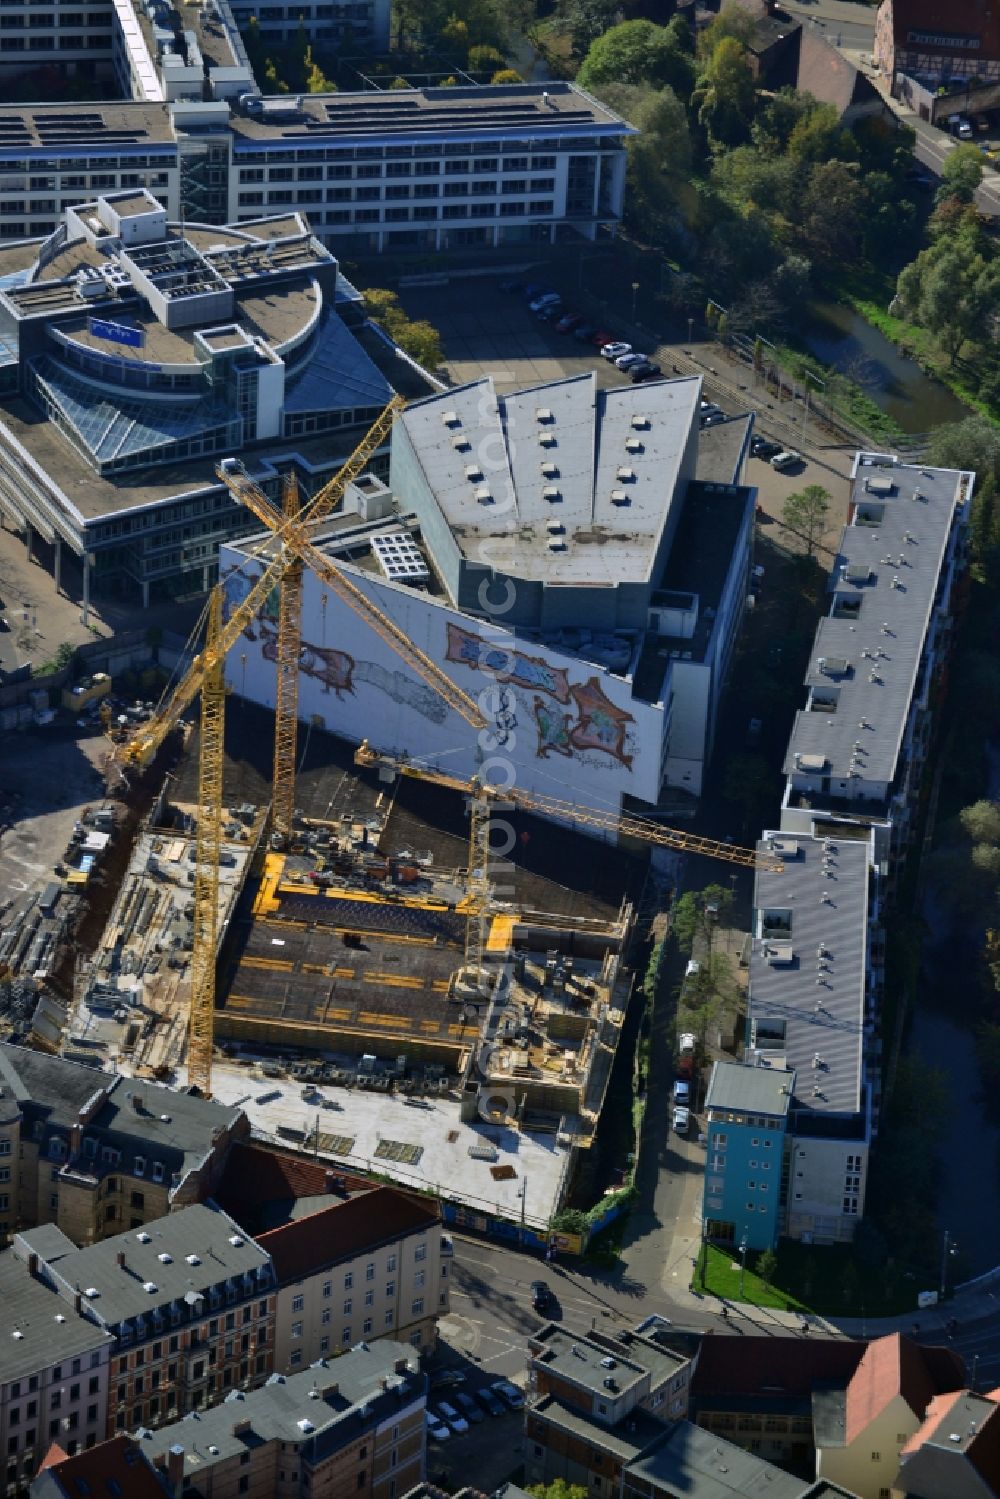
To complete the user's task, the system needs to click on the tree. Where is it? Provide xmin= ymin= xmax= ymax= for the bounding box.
xmin=555 ymin=0 xmax=620 ymax=59
xmin=756 ymin=1247 xmax=777 ymax=1287
xmin=304 ymin=45 xmax=335 ymax=92
xmin=959 ymin=800 xmax=1000 ymax=846
xmin=936 ymin=143 xmax=984 ymax=205
xmin=440 ymin=15 xmax=471 ymax=59
xmin=799 ymin=160 xmax=863 ymax=265
xmin=692 ymin=36 xmax=755 ymax=147
xmin=577 ymin=21 xmax=694 ymax=98
xmin=491 ymin=68 xmax=522 ymax=83
xmin=671 ymin=884 xmax=734 ymax=954
xmin=596 ymin=84 xmax=692 ymax=243
xmin=528 ymin=1483 xmax=588 ymax=1499
xmin=781 ymin=484 xmax=831 ymax=556
xmin=468 ymin=42 xmax=504 ymax=71
xmin=895 ymin=234 xmax=1000 ymax=364
xmin=697 ymin=0 xmax=758 ymax=59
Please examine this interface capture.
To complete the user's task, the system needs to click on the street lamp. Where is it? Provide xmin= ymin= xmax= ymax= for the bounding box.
xmin=739 ymin=1229 xmax=748 ymax=1297
xmin=940 ymin=1228 xmax=958 ymax=1299
xmin=687 ymin=315 xmax=694 ymax=348
xmin=631 ymin=280 xmax=640 ymax=324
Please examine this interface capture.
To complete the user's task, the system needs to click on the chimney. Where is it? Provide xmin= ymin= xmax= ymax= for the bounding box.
xmin=232 ymin=1419 xmax=252 ymax=1438
xmin=132 ymin=1094 xmax=144 ymax=1114
xmin=393 ymin=1358 xmax=409 ymax=1375
xmin=74 ymin=1289 xmax=82 ymax=1314
xmin=116 ymin=1251 xmax=126 ymax=1269
xmin=69 ymin=1124 xmax=81 ymax=1157
xmin=166 ymin=1444 xmax=185 ymax=1488
xmin=379 ymin=1377 xmax=389 ymax=1391
xmin=27 ymin=1253 xmax=38 ymax=1277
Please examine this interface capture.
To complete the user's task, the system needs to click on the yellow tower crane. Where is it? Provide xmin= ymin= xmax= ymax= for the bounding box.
xmin=354 ymin=741 xmax=782 ymax=968
xmin=111 ymin=406 xmax=483 ymax=1096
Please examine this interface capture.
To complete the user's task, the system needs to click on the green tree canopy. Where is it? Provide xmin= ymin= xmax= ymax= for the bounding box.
xmin=671 ymin=884 xmax=734 ymax=954
xmin=697 ymin=0 xmax=758 ymax=59
xmin=895 ymin=233 xmax=1000 ymax=364
xmin=692 ymin=36 xmax=755 ymax=147
xmin=781 ymin=484 xmax=831 ymax=556
xmin=528 ymin=1483 xmax=588 ymax=1499
xmin=577 ymin=21 xmax=695 ymax=98
xmin=959 ymin=800 xmax=1000 ymax=846
xmin=936 ymin=142 xmax=984 ymax=204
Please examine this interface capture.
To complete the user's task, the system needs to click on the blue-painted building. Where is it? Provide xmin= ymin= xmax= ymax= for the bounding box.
xmin=702 ymin=1060 xmax=794 ymax=1254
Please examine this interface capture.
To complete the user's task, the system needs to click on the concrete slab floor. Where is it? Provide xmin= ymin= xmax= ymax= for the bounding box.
xmin=207 ymin=1057 xmax=570 ymax=1230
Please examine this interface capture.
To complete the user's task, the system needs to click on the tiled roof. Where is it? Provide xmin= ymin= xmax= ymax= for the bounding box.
xmin=844 ymin=1333 xmax=965 ymax=1444
xmin=212 ymin=1141 xmax=373 ymax=1230
xmin=31 ymin=1436 xmax=168 ymax=1499
xmin=889 ymin=0 xmax=1000 ymax=57
xmin=897 ymin=1389 xmax=1000 ymax=1499
xmin=257 ymin=1186 xmax=440 ymax=1284
xmin=691 ymin=1335 xmax=865 ymax=1399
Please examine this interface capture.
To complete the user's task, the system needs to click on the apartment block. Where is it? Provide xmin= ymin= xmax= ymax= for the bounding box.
xmin=12 ymin=1204 xmax=277 ymax=1437
xmin=781 ymin=454 xmax=971 ymax=863
xmin=256 ymin=1187 xmax=448 ymax=1371
xmin=0 ymin=1044 xmax=247 ymax=1248
xmin=701 ymin=1060 xmax=792 ymax=1254
xmin=0 ymin=1249 xmax=114 ymax=1495
xmin=30 ymin=1342 xmax=426 ymax=1499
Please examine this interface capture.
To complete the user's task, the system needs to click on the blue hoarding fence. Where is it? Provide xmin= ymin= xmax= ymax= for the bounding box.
xmin=89 ymin=317 xmax=144 ymax=349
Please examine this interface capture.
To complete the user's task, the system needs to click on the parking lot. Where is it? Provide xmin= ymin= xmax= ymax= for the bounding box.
xmin=396 ymin=279 xmax=644 ymax=396
xmin=424 ymin=1357 xmax=526 ymax=1492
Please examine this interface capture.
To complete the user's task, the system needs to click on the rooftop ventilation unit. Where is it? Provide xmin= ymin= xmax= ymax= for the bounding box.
xmin=476 ymin=486 xmax=494 ymax=505
xmin=186 ymin=1254 xmax=201 ymax=1266
xmin=136 ymin=1232 xmax=152 ymax=1243
xmin=441 ymin=411 xmax=460 ymax=427
xmin=542 ymin=485 xmax=561 ymax=502
xmin=546 ymin=519 xmax=565 ymax=535
xmin=630 ymin=414 xmax=649 ymax=430
xmin=540 ymin=461 xmax=558 ymax=478
xmin=625 ymin=438 xmax=644 ymax=454
xmin=535 ymin=407 xmax=553 ymax=423
xmin=610 ymin=489 xmax=630 ymax=506
xmin=229 ymin=1235 xmax=244 ymax=1247
xmin=158 ymin=1253 xmax=173 ymax=1264
xmin=538 ymin=432 xmax=557 ymax=448
xmin=451 ymin=434 xmax=470 ymax=452
xmin=547 ymin=537 xmax=567 ymax=552
xmin=464 ymin=464 xmax=483 ymax=481
xmin=616 ymin=466 xmax=635 ymax=482
xmin=143 ymin=1281 xmax=158 ymax=1294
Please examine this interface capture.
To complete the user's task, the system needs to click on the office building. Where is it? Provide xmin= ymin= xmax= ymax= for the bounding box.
xmin=0 ymin=1043 xmax=248 ymax=1248
xmin=223 ymin=373 xmax=756 ymax=822
xmin=0 ymin=191 xmax=392 ymax=600
xmin=12 ymin=1203 xmax=277 ymax=1435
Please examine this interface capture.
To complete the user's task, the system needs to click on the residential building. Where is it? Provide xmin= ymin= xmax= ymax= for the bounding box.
xmin=30 ymin=1342 xmax=426 ymax=1499
xmin=874 ymin=0 xmax=1000 ymax=96
xmin=780 ymin=454 xmax=971 ymax=864
xmin=527 ymin=1324 xmax=692 ymax=1425
xmin=0 ymin=192 xmax=392 ymax=601
xmin=140 ymin=1343 xmax=424 ymax=1499
xmin=622 ymin=1427 xmax=861 ymax=1499
xmin=814 ymin=1334 xmax=966 ymax=1499
xmin=30 ymin=1436 xmax=169 ymax=1499
xmin=701 ymin=1059 xmax=793 ymax=1254
xmin=0 ymin=1043 xmax=247 ymax=1248
xmin=0 ymin=1248 xmax=114 ymax=1495
xmin=255 ymin=1186 xmax=448 ymax=1370
xmin=224 ymin=372 xmax=757 ymax=825
xmin=690 ymin=1333 xmax=964 ymax=1485
xmin=894 ymin=1387 xmax=1000 ymax=1498
xmin=12 ymin=1203 xmax=277 ymax=1436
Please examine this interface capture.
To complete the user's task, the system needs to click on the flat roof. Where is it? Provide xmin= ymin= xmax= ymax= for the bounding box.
xmin=138 ymin=1343 xmax=421 ymax=1475
xmin=530 ymin=1324 xmax=687 ymax=1394
xmin=783 ymin=456 xmax=969 ymax=793
xmin=532 ymin=1396 xmax=661 ymax=1461
xmin=231 ymin=81 xmax=634 ymax=146
xmin=0 ymin=1248 xmax=113 ymax=1381
xmin=705 ymin=1059 xmax=793 ymax=1118
xmin=17 ymin=1204 xmax=270 ymax=1327
xmin=747 ymin=832 xmax=872 ymax=1117
xmin=0 ymin=102 xmax=175 ymax=154
xmin=397 ymin=373 xmax=699 ymax=588
xmin=695 ymin=415 xmax=752 ymax=485
xmin=628 ymin=1420 xmax=816 ymax=1499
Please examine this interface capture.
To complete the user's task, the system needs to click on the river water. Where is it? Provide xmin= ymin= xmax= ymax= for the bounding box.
xmin=802 ymin=299 xmax=970 ymax=434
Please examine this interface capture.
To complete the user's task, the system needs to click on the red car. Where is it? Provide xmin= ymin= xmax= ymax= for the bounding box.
xmin=590 ymin=328 xmax=615 ymax=349
xmin=555 ymin=311 xmax=583 ymax=334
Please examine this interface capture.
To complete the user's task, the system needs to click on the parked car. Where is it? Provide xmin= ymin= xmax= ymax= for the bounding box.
xmin=426 ymin=1413 xmax=451 ymax=1442
xmin=476 ymin=1387 xmax=506 ymax=1417
xmin=770 ymin=449 xmax=802 ymax=471
xmin=455 ymin=1392 xmax=485 ymax=1424
xmin=590 ymin=328 xmax=616 ymax=349
xmin=602 ymin=341 xmax=632 ymax=361
xmin=435 ymin=1403 xmax=469 ymax=1434
xmin=536 ymin=301 xmax=563 ymax=321
xmin=700 ymin=400 xmax=722 ymax=416
xmin=529 ymin=291 xmax=561 ymax=313
xmin=555 ymin=311 xmax=583 ymax=333
xmin=751 ymin=436 xmax=781 ymax=460
xmin=490 ymin=1380 xmax=525 ymax=1410
xmin=673 ymin=1078 xmax=691 ymax=1105
xmin=530 ymin=1279 xmax=552 ymax=1312
xmin=672 ymin=1105 xmax=690 ymax=1134
xmin=701 ymin=410 xmax=726 ymax=426
xmin=631 ymin=361 xmax=662 ymax=383
xmin=429 ymin=1369 xmax=466 ymax=1391
xmin=615 ymin=351 xmax=648 ymax=370
xmin=573 ymin=322 xmax=597 ymax=341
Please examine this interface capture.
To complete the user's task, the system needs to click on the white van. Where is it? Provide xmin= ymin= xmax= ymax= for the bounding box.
xmin=771 ymin=449 xmax=801 ymax=471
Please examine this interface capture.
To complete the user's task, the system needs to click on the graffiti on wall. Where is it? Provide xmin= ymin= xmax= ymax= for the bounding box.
xmin=445 ymin=622 xmax=571 ymax=703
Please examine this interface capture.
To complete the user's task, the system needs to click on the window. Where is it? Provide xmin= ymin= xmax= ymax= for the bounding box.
xmin=386 ymin=1256 xmax=396 ymax=1273
xmin=292 ymin=1294 xmax=304 ymax=1313
xmin=291 ymin=1322 xmax=303 ymax=1339
xmin=357 ymin=1474 xmax=366 ymax=1490
xmin=343 ymin=1299 xmax=353 ymax=1315
xmin=365 ymin=1262 xmax=375 ymax=1281
xmin=385 ymin=1282 xmax=395 ymax=1298
xmin=342 ymin=1328 xmax=352 ymax=1345
xmin=411 ymin=1298 xmax=424 ymax=1316
xmin=364 ymin=1290 xmax=374 ymax=1307
xmin=871 ymin=1452 xmax=881 ymax=1462
xmin=385 ymin=1310 xmax=394 ymax=1327
xmin=716 ymin=1133 xmax=728 ymax=1148
xmin=363 ymin=1318 xmax=373 ymax=1335
xmin=290 ymin=1350 xmax=302 ymax=1367
xmin=321 ymin=1309 xmax=331 ymax=1326
xmin=414 ymin=1244 xmax=426 ymax=1262
xmin=322 ymin=1281 xmax=332 ymax=1298
xmin=320 ymin=1336 xmax=329 ymax=1354
xmin=344 ymin=1273 xmax=353 ymax=1289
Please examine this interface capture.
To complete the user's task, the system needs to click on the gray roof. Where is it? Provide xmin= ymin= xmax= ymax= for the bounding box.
xmin=747 ymin=832 xmax=871 ymax=1117
xmin=18 ymin=1204 xmax=271 ymax=1328
xmin=695 ymin=415 xmax=752 ymax=486
xmin=0 ymin=1248 xmax=113 ymax=1382
xmin=705 ymin=1060 xmax=793 ymax=1118
xmin=137 ymin=1342 xmax=422 ymax=1476
xmin=396 ymin=373 xmax=699 ymax=588
xmin=897 ymin=1391 xmax=1000 ymax=1499
xmin=626 ymin=1420 xmax=817 ymax=1499
xmin=783 ymin=456 xmax=969 ymax=793
xmin=532 ymin=1396 xmax=662 ymax=1461
xmin=531 ymin=1324 xmax=685 ymax=1396
xmin=0 ymin=1042 xmax=244 ymax=1186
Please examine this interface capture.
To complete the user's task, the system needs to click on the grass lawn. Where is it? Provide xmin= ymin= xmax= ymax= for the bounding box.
xmin=695 ymin=1241 xmax=919 ymax=1317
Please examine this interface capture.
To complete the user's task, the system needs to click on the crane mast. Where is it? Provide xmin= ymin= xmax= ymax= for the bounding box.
xmin=272 ymin=473 xmax=304 ymax=847
xmin=188 ymin=588 xmax=226 ymax=1096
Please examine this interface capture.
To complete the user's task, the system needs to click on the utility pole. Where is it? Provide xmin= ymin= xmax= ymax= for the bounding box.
xmin=940 ymin=1228 xmax=957 ymax=1299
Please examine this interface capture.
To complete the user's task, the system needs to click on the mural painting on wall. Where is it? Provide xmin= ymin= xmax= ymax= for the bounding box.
xmin=445 ymin=622 xmax=636 ymax=768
